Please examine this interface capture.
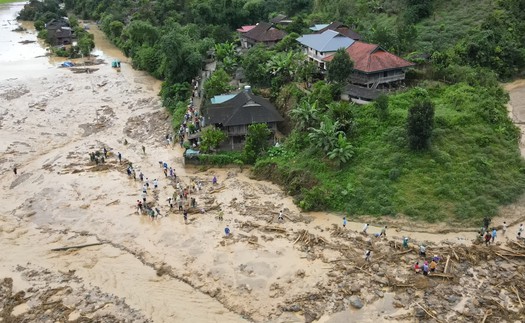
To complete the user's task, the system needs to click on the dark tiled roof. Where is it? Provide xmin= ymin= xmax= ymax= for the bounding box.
xmin=324 ymin=41 xmax=415 ymax=73
xmin=243 ymin=22 xmax=287 ymax=42
xmin=271 ymin=14 xmax=289 ymax=24
xmin=317 ymin=21 xmax=361 ymax=41
xmin=206 ymin=91 xmax=284 ymax=127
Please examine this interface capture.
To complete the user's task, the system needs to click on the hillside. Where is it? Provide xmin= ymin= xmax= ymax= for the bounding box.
xmin=254 ymin=83 xmax=525 ymax=222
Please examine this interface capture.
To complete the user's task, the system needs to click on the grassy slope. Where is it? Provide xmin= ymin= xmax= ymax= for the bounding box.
xmin=316 ymin=0 xmax=495 ymax=53
xmin=258 ymin=84 xmax=525 ymax=222
xmin=415 ymin=0 xmax=495 ymax=52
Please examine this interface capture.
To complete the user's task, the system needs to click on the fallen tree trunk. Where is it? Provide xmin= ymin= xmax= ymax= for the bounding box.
xmin=51 ymin=242 xmax=105 ymax=251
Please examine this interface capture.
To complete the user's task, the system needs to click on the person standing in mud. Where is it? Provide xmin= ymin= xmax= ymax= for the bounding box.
xmin=225 ymin=225 xmax=231 ymax=237
xmin=362 ymin=223 xmax=369 ymax=234
xmin=103 ymin=147 xmax=108 ymax=158
xmin=483 ymin=217 xmax=491 ymax=231
xmin=403 ymin=237 xmax=409 ymax=249
xmin=142 ymin=145 xmax=146 ymax=154
xmin=278 ymin=210 xmax=284 ymax=222
xmin=380 ymin=226 xmax=387 ymax=238
xmin=137 ymin=200 xmax=143 ymax=214
xmin=117 ymin=152 xmax=122 ymax=163
xmin=212 ymin=176 xmax=217 ymax=185
xmin=141 ymin=192 xmax=147 ymax=204
xmin=13 ymin=167 xmax=17 ymax=175
xmin=153 ymin=179 xmax=158 ymax=189
xmin=491 ymin=228 xmax=497 ymax=243
xmin=484 ymin=231 xmax=492 ymax=245
xmin=342 ymin=217 xmax=347 ymax=228
xmin=422 ymin=261 xmax=429 ymax=276
xmin=364 ymin=250 xmax=371 ymax=262
xmin=183 ymin=209 xmax=188 ymax=223
xmin=503 ymin=221 xmax=507 ymax=236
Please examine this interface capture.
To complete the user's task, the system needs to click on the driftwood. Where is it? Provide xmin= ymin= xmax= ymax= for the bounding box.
xmin=444 ymin=255 xmax=451 ymax=274
xmin=51 ymin=242 xmax=105 ymax=251
xmin=511 ymin=285 xmax=523 ymax=308
xmin=263 ymin=225 xmax=286 ymax=233
xmin=428 ymin=273 xmax=454 ymax=279
xmin=413 ymin=302 xmax=443 ymax=323
xmin=481 ymin=309 xmax=492 ymax=323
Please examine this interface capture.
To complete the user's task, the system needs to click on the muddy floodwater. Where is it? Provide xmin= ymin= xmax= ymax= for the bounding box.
xmin=2 ymin=2 xmax=525 ymax=322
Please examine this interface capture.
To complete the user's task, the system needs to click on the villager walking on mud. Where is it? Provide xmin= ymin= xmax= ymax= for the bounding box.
xmin=362 ymin=223 xmax=369 ymax=234
xmin=364 ymin=250 xmax=371 ymax=262
xmin=278 ymin=210 xmax=284 ymax=222
xmin=342 ymin=217 xmax=347 ymax=228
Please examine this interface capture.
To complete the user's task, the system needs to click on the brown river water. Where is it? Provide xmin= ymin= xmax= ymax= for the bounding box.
xmin=2 ymin=1 xmax=525 ymax=322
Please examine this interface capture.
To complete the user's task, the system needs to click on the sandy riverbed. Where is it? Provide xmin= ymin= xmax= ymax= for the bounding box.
xmin=1 ymin=2 xmax=525 ymax=322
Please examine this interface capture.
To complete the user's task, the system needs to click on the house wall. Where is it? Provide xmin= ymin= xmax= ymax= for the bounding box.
xmin=350 ymin=70 xmax=406 ymax=87
xmin=220 ymin=122 xmax=278 ymax=150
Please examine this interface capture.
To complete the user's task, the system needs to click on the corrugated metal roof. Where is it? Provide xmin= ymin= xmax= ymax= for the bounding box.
xmin=297 ymin=30 xmax=354 ymax=53
xmin=211 ymin=94 xmax=237 ymax=104
xmin=309 ymin=24 xmax=329 ymax=31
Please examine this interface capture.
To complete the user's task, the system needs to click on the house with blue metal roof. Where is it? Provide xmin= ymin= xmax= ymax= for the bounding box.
xmin=296 ymin=30 xmax=354 ymax=69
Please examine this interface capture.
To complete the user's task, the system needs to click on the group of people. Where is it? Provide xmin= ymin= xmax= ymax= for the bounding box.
xmin=413 ymin=254 xmax=441 ymax=276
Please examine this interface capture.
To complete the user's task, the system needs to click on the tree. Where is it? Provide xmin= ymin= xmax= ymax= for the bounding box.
xmin=214 ymin=42 xmax=236 ymax=62
xmin=308 ymin=118 xmax=344 ymax=153
xmin=77 ymin=33 xmax=94 ymax=56
xmin=327 ymin=134 xmax=354 ymax=166
xmin=327 ymin=101 xmax=353 ymax=134
xmin=375 ymin=94 xmax=389 ymax=120
xmin=243 ymin=123 xmax=272 ymax=164
xmin=327 ymin=48 xmax=354 ymax=84
xmin=290 ymin=99 xmax=320 ymax=131
xmin=407 ymin=98 xmax=435 ymax=150
xmin=200 ymin=128 xmax=227 ymax=152
xmin=203 ymin=69 xmax=235 ymax=98
xmin=242 ymin=44 xmax=273 ymax=86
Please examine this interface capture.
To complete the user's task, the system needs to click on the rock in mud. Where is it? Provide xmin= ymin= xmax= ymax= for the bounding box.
xmin=349 ymin=295 xmax=364 ymax=309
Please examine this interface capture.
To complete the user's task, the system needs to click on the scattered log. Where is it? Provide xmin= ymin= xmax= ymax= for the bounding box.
xmin=428 ymin=273 xmax=454 ymax=279
xmin=481 ymin=309 xmax=492 ymax=323
xmin=105 ymin=199 xmax=120 ymax=206
xmin=452 ymin=249 xmax=460 ymax=261
xmin=413 ymin=302 xmax=443 ymax=323
xmin=511 ymin=285 xmax=523 ymax=308
xmin=444 ymin=255 xmax=451 ymax=274
xmin=263 ymin=225 xmax=287 ymax=233
xmin=51 ymin=242 xmax=105 ymax=251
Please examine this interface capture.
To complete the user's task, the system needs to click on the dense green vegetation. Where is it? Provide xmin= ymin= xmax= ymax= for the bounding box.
xmin=34 ymin=0 xmax=525 ymax=222
xmin=255 ymin=82 xmax=525 ymax=222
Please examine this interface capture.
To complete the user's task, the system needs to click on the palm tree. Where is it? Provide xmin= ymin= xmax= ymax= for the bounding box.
xmin=290 ymin=99 xmax=320 ymax=131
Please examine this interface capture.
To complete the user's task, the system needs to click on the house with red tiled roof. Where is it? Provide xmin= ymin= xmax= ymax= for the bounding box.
xmin=323 ymin=41 xmax=414 ymax=89
xmin=239 ymin=22 xmax=287 ymax=49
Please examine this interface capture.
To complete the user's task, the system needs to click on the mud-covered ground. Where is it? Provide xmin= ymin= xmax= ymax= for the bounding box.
xmin=1 ymin=4 xmax=525 ymax=322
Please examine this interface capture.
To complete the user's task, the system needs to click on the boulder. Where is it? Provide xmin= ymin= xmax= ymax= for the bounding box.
xmin=349 ymin=295 xmax=364 ymax=309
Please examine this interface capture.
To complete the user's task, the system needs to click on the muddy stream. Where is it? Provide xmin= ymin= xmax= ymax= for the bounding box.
xmin=1 ymin=2 xmax=525 ymax=322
